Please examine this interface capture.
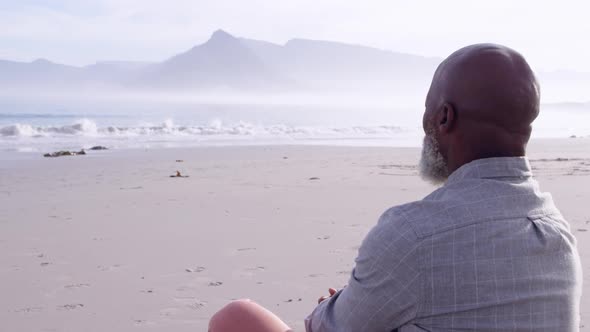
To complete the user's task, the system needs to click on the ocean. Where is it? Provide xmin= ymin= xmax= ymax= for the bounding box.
xmin=0 ymin=98 xmax=589 ymax=154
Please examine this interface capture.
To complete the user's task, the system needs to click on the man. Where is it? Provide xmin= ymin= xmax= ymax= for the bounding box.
xmin=208 ymin=44 xmax=583 ymax=331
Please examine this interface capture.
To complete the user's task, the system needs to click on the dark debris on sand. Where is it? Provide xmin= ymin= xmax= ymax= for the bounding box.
xmin=43 ymin=150 xmax=86 ymax=157
xmin=170 ymin=171 xmax=189 ymax=178
xmin=89 ymin=146 xmax=108 ymax=150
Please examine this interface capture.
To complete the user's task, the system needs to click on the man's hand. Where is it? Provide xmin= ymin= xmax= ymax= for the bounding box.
xmin=317 ymin=288 xmax=338 ymax=304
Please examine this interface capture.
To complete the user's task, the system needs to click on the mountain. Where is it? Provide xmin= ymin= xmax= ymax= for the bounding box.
xmin=241 ymin=37 xmax=440 ymax=93
xmin=0 ymin=30 xmax=443 ymax=96
xmin=1 ymin=29 xmax=588 ymax=100
xmin=0 ymin=58 xmax=152 ymax=93
xmin=0 ymin=59 xmax=82 ymax=89
xmin=83 ymin=61 xmax=152 ymax=81
xmin=138 ymin=30 xmax=294 ymax=91
xmin=243 ymin=37 xmax=439 ymax=78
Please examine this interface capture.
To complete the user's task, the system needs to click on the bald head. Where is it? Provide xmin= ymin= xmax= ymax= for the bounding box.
xmin=420 ymin=44 xmax=540 ymax=183
xmin=429 ymin=44 xmax=540 ymax=132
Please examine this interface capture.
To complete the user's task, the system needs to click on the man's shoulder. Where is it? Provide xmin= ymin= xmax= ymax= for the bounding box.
xmin=381 ymin=178 xmax=560 ymax=240
xmin=379 ymin=182 xmax=493 ymax=240
xmin=358 ymin=204 xmax=426 ymax=266
xmin=377 ymin=197 xmax=447 ymax=240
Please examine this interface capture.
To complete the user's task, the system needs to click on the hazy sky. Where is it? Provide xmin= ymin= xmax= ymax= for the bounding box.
xmin=1 ymin=0 xmax=589 ymax=72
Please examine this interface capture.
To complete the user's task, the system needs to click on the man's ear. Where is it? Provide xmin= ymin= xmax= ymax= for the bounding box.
xmin=437 ymin=102 xmax=456 ymax=134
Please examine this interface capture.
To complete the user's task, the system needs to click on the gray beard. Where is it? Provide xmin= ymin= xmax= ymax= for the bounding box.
xmin=419 ymin=134 xmax=449 ymax=185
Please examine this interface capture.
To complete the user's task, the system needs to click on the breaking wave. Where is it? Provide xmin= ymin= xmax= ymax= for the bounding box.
xmin=0 ymin=118 xmax=405 ymax=139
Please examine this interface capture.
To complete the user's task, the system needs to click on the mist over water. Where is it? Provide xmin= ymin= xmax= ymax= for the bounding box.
xmin=0 ymin=96 xmax=424 ymax=152
xmin=1 ymin=95 xmax=589 ymax=153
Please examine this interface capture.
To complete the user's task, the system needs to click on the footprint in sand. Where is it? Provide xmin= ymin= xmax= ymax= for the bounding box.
xmin=119 ymin=186 xmax=143 ymax=190
xmin=64 ymin=283 xmax=90 ymax=289
xmin=188 ymin=302 xmax=206 ymax=310
xmin=237 ymin=247 xmax=257 ymax=252
xmin=245 ymin=266 xmax=266 ymax=272
xmin=187 ymin=301 xmax=207 ymax=310
xmin=159 ymin=298 xmax=208 ymax=320
xmin=97 ymin=264 xmax=121 ymax=271
xmin=133 ymin=319 xmax=155 ymax=326
xmin=174 ymin=296 xmax=208 ymax=310
xmin=15 ymin=307 xmax=43 ymax=313
xmin=284 ymin=298 xmax=303 ymax=303
xmin=57 ymin=304 xmax=84 ymax=311
xmin=240 ymin=266 xmax=266 ymax=278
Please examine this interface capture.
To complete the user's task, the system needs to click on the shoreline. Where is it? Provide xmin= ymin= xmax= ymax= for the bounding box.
xmin=1 ymin=136 xmax=589 ymax=160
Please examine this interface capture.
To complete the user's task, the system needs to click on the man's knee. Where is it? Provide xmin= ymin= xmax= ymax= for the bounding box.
xmin=209 ymin=299 xmax=255 ymax=331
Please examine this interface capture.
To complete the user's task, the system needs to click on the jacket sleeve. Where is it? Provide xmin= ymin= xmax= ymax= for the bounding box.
xmin=305 ymin=208 xmax=422 ymax=332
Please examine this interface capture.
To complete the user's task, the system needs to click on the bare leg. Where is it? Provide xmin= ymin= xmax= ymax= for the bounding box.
xmin=209 ymin=299 xmax=292 ymax=332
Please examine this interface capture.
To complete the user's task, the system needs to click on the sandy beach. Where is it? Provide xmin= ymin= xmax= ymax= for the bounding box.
xmin=1 ymin=138 xmax=589 ymax=331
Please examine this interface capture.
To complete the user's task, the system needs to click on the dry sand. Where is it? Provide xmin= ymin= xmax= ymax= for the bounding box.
xmin=0 ymin=138 xmax=589 ymax=331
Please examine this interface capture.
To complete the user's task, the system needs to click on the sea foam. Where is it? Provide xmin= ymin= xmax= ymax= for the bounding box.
xmin=1 ymin=119 xmax=99 ymax=137
xmin=0 ymin=119 xmax=405 ymax=139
